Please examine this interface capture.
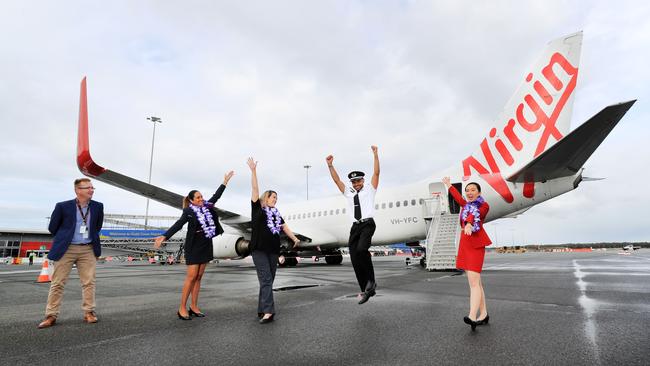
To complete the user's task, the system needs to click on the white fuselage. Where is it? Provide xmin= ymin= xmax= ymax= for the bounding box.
xmin=274 ymin=172 xmax=580 ymax=249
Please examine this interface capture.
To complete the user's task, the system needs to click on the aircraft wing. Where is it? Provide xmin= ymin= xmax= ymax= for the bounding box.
xmin=506 ymin=100 xmax=636 ymax=183
xmin=77 ymin=77 xmax=311 ymax=241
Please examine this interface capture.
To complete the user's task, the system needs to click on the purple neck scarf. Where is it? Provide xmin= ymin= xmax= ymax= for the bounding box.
xmin=460 ymin=196 xmax=485 ymax=233
xmin=189 ymin=202 xmax=217 ymax=239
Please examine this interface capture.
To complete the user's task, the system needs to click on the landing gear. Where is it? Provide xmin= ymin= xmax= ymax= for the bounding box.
xmin=324 ymin=251 xmax=343 ymax=265
xmin=278 ymin=253 xmax=298 ymax=267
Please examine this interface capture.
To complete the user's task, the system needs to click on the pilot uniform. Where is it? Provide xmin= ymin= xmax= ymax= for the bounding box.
xmin=344 ymin=171 xmax=378 ymax=302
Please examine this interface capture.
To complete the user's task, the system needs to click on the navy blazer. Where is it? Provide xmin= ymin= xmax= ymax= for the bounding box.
xmin=47 ymin=199 xmax=104 ymax=260
xmin=163 ymin=185 xmax=226 ymax=246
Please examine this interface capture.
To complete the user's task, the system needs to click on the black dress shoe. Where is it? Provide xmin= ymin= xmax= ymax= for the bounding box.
xmin=177 ymin=311 xmax=191 ymax=320
xmin=477 ymin=314 xmax=489 ymax=325
xmin=259 ymin=314 xmax=274 ymax=324
xmin=257 ymin=312 xmax=264 ymax=319
xmin=188 ymin=308 xmax=205 ymax=317
xmin=463 ymin=316 xmax=477 ymax=331
xmin=358 ymin=292 xmax=371 ymax=305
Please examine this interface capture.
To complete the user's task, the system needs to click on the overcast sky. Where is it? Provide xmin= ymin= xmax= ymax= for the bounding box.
xmin=1 ymin=1 xmax=648 ymax=245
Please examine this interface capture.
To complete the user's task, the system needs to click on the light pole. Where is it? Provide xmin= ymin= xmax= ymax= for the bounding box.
xmin=145 ymin=116 xmax=162 ymax=229
xmin=303 ymin=164 xmax=311 ymax=200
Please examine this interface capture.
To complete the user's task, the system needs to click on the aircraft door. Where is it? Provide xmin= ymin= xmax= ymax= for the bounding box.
xmin=428 ymin=182 xmax=449 ymax=214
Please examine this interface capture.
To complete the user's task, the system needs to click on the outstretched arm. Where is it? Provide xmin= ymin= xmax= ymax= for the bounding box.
xmin=247 ymin=158 xmax=260 ymax=202
xmin=325 ymin=155 xmax=345 ymax=193
xmin=371 ymin=145 xmax=379 ymax=189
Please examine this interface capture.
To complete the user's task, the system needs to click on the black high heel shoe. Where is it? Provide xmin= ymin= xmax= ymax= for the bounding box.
xmin=463 ymin=316 xmax=477 ymax=331
xmin=259 ymin=314 xmax=274 ymax=324
xmin=477 ymin=314 xmax=489 ymax=325
xmin=177 ymin=311 xmax=191 ymax=320
xmin=188 ymin=308 xmax=205 ymax=317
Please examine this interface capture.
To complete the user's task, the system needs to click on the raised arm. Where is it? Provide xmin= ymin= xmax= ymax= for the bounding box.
xmin=371 ymin=145 xmax=379 ymax=189
xmin=325 ymin=155 xmax=345 ymax=193
xmin=442 ymin=176 xmax=467 ymax=206
xmin=208 ymin=170 xmax=234 ymax=204
xmin=247 ymin=158 xmax=260 ymax=202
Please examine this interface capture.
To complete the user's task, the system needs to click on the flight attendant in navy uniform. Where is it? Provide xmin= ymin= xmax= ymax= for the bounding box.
xmin=326 ymin=145 xmax=380 ymax=304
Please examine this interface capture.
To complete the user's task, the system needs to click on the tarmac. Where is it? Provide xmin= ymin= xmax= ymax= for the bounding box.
xmin=1 ymin=249 xmax=649 ymax=365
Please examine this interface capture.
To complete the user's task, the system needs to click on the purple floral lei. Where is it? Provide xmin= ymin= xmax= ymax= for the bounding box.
xmin=460 ymin=196 xmax=485 ymax=233
xmin=263 ymin=206 xmax=283 ymax=235
xmin=190 ymin=202 xmax=217 ymax=238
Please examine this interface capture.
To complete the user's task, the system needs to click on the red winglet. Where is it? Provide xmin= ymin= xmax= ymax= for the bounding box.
xmin=76 ymin=77 xmax=106 ymax=177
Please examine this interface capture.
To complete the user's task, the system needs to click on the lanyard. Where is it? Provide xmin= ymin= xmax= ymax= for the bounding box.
xmin=76 ymin=201 xmax=90 ymax=226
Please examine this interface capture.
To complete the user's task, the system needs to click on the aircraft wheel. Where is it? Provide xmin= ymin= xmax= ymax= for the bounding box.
xmin=325 ymin=253 xmax=343 ymax=265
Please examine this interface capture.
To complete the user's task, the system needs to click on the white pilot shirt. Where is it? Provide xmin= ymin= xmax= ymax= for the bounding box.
xmin=343 ymin=184 xmax=376 ymax=222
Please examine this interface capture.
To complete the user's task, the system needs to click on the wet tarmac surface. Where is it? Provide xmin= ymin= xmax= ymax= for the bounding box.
xmin=1 ymin=250 xmax=649 ymax=365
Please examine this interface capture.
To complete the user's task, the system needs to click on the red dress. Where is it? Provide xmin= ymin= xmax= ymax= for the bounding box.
xmin=448 ymin=186 xmax=492 ymax=272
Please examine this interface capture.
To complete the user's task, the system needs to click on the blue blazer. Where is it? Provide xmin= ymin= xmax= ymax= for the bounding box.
xmin=47 ymin=199 xmax=104 ymax=261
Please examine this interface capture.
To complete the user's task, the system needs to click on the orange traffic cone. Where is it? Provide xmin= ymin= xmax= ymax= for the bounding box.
xmin=36 ymin=259 xmax=51 ymax=283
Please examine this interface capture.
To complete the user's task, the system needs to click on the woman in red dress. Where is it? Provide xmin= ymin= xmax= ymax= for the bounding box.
xmin=443 ymin=177 xmax=492 ymax=331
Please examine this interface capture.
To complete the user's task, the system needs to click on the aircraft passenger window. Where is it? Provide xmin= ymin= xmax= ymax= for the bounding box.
xmin=411 ymin=199 xmax=416 ymax=206
xmin=375 ymin=204 xmax=379 ymax=210
xmin=330 ymin=210 xmax=334 ymax=215
xmin=396 ymin=201 xmax=401 ymax=207
xmin=342 ymin=208 xmax=346 ymax=214
xmin=404 ymin=200 xmax=408 ymax=207
xmin=318 ymin=211 xmax=322 ymax=217
xmin=389 ymin=202 xmax=393 ymax=208
xmin=324 ymin=211 xmax=327 ymax=216
xmin=382 ymin=203 xmax=386 ymax=209
xmin=308 ymin=213 xmax=311 ymax=218
xmin=419 ymin=198 xmax=424 ymax=205
xmin=336 ymin=209 xmax=340 ymax=214
xmin=313 ymin=212 xmax=316 ymax=217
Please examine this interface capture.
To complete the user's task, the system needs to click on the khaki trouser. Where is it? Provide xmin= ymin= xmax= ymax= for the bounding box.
xmin=45 ymin=244 xmax=97 ymax=317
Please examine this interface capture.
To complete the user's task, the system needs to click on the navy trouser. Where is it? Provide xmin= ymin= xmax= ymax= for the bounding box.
xmin=252 ymin=250 xmax=279 ymax=314
xmin=348 ymin=219 xmax=376 ymax=292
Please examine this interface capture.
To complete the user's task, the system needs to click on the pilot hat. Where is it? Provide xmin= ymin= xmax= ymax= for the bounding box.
xmin=348 ymin=171 xmax=365 ymax=181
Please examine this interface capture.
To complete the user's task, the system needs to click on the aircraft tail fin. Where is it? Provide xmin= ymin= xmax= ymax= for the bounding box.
xmin=462 ymin=32 xmax=583 ymax=183
xmin=506 ymin=100 xmax=636 ymax=182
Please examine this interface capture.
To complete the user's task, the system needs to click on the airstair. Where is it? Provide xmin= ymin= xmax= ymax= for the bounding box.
xmin=422 ymin=184 xmax=461 ymax=271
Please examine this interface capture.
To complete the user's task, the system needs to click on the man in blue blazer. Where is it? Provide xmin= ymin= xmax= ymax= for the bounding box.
xmin=38 ymin=178 xmax=104 ymax=329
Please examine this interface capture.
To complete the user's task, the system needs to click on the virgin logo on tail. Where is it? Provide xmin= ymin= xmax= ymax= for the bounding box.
xmin=462 ymin=52 xmax=579 ymax=203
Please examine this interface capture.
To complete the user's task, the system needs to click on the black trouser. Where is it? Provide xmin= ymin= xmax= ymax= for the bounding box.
xmin=348 ymin=219 xmax=376 ymax=292
xmin=252 ymin=250 xmax=279 ymax=314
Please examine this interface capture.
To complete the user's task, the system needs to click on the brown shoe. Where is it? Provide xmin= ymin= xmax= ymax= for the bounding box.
xmin=83 ymin=311 xmax=98 ymax=323
xmin=38 ymin=316 xmax=56 ymax=329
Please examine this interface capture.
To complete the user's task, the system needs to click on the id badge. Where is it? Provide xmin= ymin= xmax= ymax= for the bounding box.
xmin=80 ymin=225 xmax=87 ymax=234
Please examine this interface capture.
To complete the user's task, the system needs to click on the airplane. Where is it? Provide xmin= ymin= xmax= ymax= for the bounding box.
xmin=623 ymin=245 xmax=640 ymax=251
xmin=76 ymin=31 xmax=635 ymax=267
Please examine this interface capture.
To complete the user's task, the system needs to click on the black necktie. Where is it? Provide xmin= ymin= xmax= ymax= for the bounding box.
xmin=353 ymin=193 xmax=362 ymax=220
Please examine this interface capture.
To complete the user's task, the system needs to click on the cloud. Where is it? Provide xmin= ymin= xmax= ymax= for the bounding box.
xmin=0 ymin=1 xmax=648 ymax=244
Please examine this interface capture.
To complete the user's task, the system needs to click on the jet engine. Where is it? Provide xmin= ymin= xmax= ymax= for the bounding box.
xmin=212 ymin=234 xmax=251 ymax=259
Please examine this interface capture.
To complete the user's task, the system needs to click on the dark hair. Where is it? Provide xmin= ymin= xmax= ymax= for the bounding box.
xmin=74 ymin=178 xmax=91 ymax=187
xmin=465 ymin=182 xmax=481 ymax=193
xmin=183 ymin=190 xmax=199 ymax=208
